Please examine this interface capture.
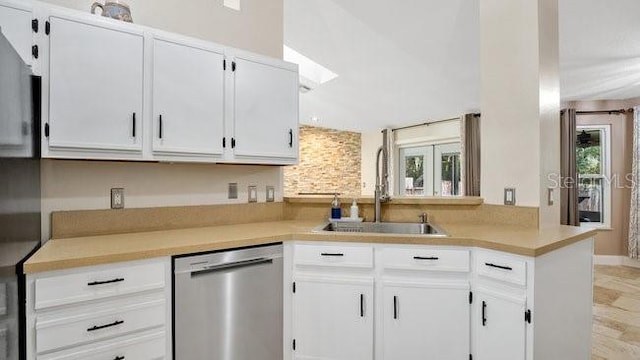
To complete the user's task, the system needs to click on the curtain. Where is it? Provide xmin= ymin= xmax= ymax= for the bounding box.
xmin=461 ymin=114 xmax=481 ymax=196
xmin=560 ymin=109 xmax=579 ymax=226
xmin=629 ymin=107 xmax=640 ymax=258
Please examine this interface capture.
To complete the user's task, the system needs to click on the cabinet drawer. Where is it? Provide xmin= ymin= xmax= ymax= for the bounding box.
xmin=37 ymin=329 xmax=165 ymax=360
xmin=36 ymin=296 xmax=165 ymax=354
xmin=475 ymin=251 xmax=527 ymax=286
xmin=380 ymin=247 xmax=470 ymax=272
xmin=294 ymin=244 xmax=373 ymax=269
xmin=35 ymin=261 xmax=165 ymax=310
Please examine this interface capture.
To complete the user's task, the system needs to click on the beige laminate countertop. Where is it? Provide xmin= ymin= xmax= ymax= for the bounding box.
xmin=23 ymin=220 xmax=598 ymax=274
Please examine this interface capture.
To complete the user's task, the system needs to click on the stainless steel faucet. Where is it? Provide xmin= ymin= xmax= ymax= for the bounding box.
xmin=374 ymin=129 xmax=391 ymax=222
xmin=418 ymin=212 xmax=428 ymax=224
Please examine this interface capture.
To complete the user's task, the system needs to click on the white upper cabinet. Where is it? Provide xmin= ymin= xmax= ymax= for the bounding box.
xmin=24 ymin=1 xmax=298 ymax=163
xmin=46 ymin=13 xmax=143 ymax=154
xmin=0 ymin=0 xmax=33 ymax=66
xmin=382 ymin=282 xmax=470 ymax=360
xmin=152 ymin=35 xmax=225 ymax=159
xmin=231 ymin=52 xmax=299 ymax=164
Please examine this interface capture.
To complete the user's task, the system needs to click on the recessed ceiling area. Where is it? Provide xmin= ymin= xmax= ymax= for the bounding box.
xmin=284 ymin=0 xmax=640 ymax=131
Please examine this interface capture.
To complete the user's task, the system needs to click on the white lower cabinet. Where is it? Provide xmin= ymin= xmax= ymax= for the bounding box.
xmin=287 ymin=242 xmax=547 ymax=360
xmin=381 ymin=282 xmax=470 ymax=360
xmin=290 ymin=243 xmax=375 ymax=360
xmin=292 ymin=277 xmax=373 ymax=360
xmin=289 ymin=243 xmax=472 ymax=360
xmin=36 ymin=329 xmax=166 ymax=360
xmin=26 ymin=258 xmax=172 ymax=360
xmin=474 ymin=287 xmax=526 ymax=360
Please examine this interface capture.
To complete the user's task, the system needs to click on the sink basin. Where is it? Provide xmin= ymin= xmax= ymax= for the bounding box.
xmin=315 ymin=221 xmax=448 ymax=237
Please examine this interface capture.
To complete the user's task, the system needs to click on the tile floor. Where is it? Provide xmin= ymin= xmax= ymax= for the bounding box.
xmin=593 ymin=265 xmax=640 ymax=359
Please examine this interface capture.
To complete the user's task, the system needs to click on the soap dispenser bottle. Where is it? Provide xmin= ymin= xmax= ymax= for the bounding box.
xmin=331 ymin=194 xmax=342 ymax=219
xmin=350 ymin=199 xmax=359 ymax=220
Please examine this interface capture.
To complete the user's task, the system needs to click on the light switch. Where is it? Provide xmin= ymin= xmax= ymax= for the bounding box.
xmin=248 ymin=185 xmax=257 ymax=203
xmin=504 ymin=187 xmax=516 ymax=206
xmin=224 ymin=0 xmax=241 ymax=11
xmin=548 ymin=187 xmax=554 ymax=206
xmin=266 ymin=186 xmax=275 ymax=202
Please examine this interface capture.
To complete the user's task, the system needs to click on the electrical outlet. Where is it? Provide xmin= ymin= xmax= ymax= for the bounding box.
xmin=504 ymin=187 xmax=516 ymax=206
xmin=266 ymin=186 xmax=275 ymax=202
xmin=111 ymin=188 xmax=124 ymax=209
xmin=248 ymin=186 xmax=257 ymax=203
xmin=228 ymin=183 xmax=238 ymax=199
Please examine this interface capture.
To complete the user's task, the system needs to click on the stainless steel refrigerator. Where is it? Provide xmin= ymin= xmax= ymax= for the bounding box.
xmin=0 ymin=30 xmax=41 ymax=360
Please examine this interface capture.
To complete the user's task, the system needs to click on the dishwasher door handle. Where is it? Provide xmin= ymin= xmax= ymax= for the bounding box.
xmin=190 ymin=257 xmax=274 ymax=276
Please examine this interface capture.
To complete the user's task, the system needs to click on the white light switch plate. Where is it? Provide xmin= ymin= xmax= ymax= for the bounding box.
xmin=224 ymin=0 xmax=241 ymax=11
xmin=266 ymin=186 xmax=275 ymax=202
xmin=504 ymin=187 xmax=516 ymax=205
xmin=248 ymin=185 xmax=257 ymax=203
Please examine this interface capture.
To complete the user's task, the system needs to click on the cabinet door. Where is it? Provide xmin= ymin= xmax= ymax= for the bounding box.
xmin=382 ymin=282 xmax=470 ymax=360
xmin=232 ymin=54 xmax=298 ymax=163
xmin=152 ymin=37 xmax=225 ymax=158
xmin=0 ymin=1 xmax=33 ymax=65
xmin=292 ymin=278 xmax=373 ymax=360
xmin=47 ymin=15 xmax=143 ymax=153
xmin=475 ymin=288 xmax=526 ymax=360
xmin=0 ymin=28 xmax=32 ymax=155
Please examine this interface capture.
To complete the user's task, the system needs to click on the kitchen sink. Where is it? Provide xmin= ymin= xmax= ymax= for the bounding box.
xmin=315 ymin=221 xmax=448 ymax=237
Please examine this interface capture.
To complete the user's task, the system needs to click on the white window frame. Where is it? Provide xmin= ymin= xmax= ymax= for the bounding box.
xmin=577 ymin=125 xmax=611 ymax=228
xmin=395 ymin=140 xmax=461 ymax=197
xmin=434 ymin=143 xmax=462 ymax=196
xmin=397 ymin=146 xmax=434 ymax=196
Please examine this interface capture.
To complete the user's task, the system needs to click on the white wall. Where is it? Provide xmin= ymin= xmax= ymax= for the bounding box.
xmin=41 ymin=160 xmax=283 ymax=240
xmin=40 ymin=0 xmax=283 ymax=58
xmin=479 ymin=0 xmax=561 ymax=227
xmin=361 ymin=130 xmax=382 ymax=196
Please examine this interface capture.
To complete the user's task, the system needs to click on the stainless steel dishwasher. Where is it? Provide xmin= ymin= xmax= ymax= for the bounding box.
xmin=173 ymin=243 xmax=283 ymax=360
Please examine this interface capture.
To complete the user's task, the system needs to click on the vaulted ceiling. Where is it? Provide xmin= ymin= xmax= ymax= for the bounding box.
xmin=284 ymin=0 xmax=640 ymax=131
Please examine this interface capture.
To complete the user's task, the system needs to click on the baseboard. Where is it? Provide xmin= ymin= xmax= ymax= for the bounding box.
xmin=593 ymin=255 xmax=640 ymax=268
xmin=593 ymin=255 xmax=624 ymax=265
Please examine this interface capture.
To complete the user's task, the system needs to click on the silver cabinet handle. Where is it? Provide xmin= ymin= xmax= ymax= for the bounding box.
xmin=190 ymin=257 xmax=273 ymax=276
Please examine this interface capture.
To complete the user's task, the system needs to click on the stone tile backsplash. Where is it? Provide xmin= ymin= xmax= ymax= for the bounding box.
xmin=284 ymin=126 xmax=361 ymax=197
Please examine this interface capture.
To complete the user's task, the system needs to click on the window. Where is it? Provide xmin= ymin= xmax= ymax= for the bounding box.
xmin=398 ymin=143 xmax=461 ymax=196
xmin=576 ymin=126 xmax=610 ymax=225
